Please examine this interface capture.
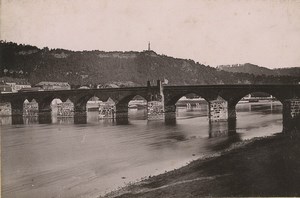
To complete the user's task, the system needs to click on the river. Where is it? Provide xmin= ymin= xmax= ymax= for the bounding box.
xmin=1 ymin=101 xmax=282 ymax=198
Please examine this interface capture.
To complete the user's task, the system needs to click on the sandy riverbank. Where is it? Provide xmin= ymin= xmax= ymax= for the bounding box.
xmin=102 ymin=132 xmax=300 ymax=197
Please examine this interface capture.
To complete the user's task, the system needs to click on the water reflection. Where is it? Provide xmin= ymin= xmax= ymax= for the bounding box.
xmin=54 ymin=116 xmax=74 ymax=124
xmin=11 ymin=115 xmax=23 ymax=125
xmin=209 ymin=119 xmax=237 ymax=138
xmin=0 ymin=116 xmax=12 ymax=125
xmin=23 ymin=116 xmax=39 ymax=124
xmin=237 ymin=101 xmax=282 ymax=114
xmin=129 ymin=108 xmax=147 ymax=120
xmin=4 ymin=102 xmax=282 ymax=136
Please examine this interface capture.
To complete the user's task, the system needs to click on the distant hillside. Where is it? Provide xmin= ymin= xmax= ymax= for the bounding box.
xmin=217 ymin=63 xmax=300 ymax=77
xmin=0 ymin=41 xmax=299 ymax=86
xmin=273 ymin=67 xmax=300 ymax=77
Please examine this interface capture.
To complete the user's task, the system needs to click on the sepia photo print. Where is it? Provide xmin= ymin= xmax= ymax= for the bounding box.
xmin=1 ymin=0 xmax=300 ymax=197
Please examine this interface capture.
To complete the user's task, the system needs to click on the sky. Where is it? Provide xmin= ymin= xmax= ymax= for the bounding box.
xmin=1 ymin=0 xmax=300 ymax=68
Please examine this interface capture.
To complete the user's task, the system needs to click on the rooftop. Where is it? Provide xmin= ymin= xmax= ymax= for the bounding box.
xmin=36 ymin=81 xmax=70 ymax=86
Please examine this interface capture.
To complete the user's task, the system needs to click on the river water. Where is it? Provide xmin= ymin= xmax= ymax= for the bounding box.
xmin=1 ymin=101 xmax=282 ymax=198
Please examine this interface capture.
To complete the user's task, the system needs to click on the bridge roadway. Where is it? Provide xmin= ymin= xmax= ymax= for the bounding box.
xmin=0 ymin=83 xmax=299 ymax=132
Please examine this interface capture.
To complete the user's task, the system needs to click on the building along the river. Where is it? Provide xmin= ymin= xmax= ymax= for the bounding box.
xmin=35 ymin=81 xmax=71 ymax=90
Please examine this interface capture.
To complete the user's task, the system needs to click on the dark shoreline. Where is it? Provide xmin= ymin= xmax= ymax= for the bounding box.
xmin=102 ymin=133 xmax=300 ymax=198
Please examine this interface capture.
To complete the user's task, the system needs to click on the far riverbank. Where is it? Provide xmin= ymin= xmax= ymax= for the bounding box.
xmin=103 ymin=132 xmax=300 ymax=198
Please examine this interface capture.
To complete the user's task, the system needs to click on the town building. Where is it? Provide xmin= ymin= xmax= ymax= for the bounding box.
xmin=0 ymin=102 xmax=11 ymax=116
xmin=23 ymin=99 xmax=39 ymax=116
xmin=0 ymin=82 xmax=12 ymax=93
xmin=35 ymin=81 xmax=71 ymax=90
xmin=99 ymin=99 xmax=115 ymax=119
xmin=18 ymin=87 xmax=44 ymax=92
xmin=6 ymin=82 xmax=31 ymax=92
xmin=57 ymin=100 xmax=74 ymax=117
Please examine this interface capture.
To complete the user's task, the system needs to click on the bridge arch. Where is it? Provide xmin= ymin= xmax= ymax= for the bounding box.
xmin=114 ymin=94 xmax=149 ymax=124
xmin=33 ymin=96 xmax=75 ymax=124
xmin=127 ymin=95 xmax=148 ymax=120
xmin=235 ymin=91 xmax=283 ymax=134
xmin=35 ymin=94 xmax=72 ymax=109
xmin=1 ymin=98 xmax=39 ymax=116
xmin=36 ymin=95 xmax=65 ymax=112
xmin=116 ymin=93 xmax=149 ymax=106
xmin=86 ymin=96 xmax=102 ymax=112
xmin=164 ymin=92 xmax=213 ymax=124
xmin=175 ymin=93 xmax=209 ymax=115
xmin=237 ymin=92 xmax=282 ymax=103
xmin=165 ymin=91 xmax=211 ymax=106
xmin=85 ymin=96 xmax=116 ymax=122
xmin=50 ymin=98 xmax=74 ymax=117
xmin=228 ymin=90 xmax=285 ymax=107
xmin=69 ymin=91 xmax=116 ymax=113
xmin=115 ymin=93 xmax=149 ymax=112
xmin=1 ymin=97 xmax=40 ymax=124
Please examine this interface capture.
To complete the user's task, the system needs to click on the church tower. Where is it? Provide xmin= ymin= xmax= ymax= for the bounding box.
xmin=148 ymin=42 xmax=151 ymax=51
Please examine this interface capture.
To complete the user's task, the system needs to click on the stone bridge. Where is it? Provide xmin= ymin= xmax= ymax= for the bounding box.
xmin=0 ymin=81 xmax=299 ymax=133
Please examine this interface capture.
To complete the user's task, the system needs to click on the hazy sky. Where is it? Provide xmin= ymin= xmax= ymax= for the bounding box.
xmin=1 ymin=0 xmax=300 ymax=68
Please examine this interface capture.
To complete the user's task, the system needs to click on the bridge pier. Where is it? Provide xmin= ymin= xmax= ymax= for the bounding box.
xmin=208 ymin=97 xmax=237 ymax=135
xmin=38 ymin=109 xmax=52 ymax=124
xmin=209 ymin=97 xmax=236 ymax=122
xmin=208 ymin=119 xmax=237 ymax=138
xmin=115 ymin=103 xmax=129 ymax=125
xmin=37 ymin=100 xmax=52 ymax=124
xmin=228 ymin=104 xmax=237 ymax=121
xmin=283 ymin=98 xmax=300 ymax=133
xmin=164 ymin=104 xmax=177 ymax=124
xmin=11 ymin=101 xmax=24 ymax=125
xmin=73 ymin=103 xmax=87 ymax=124
xmin=147 ymin=101 xmax=164 ymax=120
xmin=74 ymin=111 xmax=87 ymax=124
xmin=147 ymin=80 xmax=165 ymax=121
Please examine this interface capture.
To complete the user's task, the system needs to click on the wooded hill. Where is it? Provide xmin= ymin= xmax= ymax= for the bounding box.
xmin=217 ymin=63 xmax=300 ymax=77
xmin=0 ymin=41 xmax=299 ymax=87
